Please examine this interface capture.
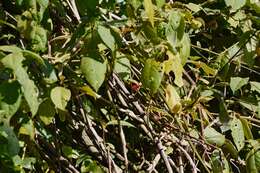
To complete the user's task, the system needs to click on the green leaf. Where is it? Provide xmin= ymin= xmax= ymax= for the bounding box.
xmin=144 ymin=0 xmax=154 ymax=27
xmin=156 ymin=0 xmax=165 ymax=8
xmin=246 ymin=140 xmax=260 ymax=173
xmin=81 ymin=85 xmax=101 ymax=99
xmin=230 ymin=77 xmax=249 ymax=93
xmin=19 ymin=119 xmax=35 ymax=140
xmin=165 ymin=84 xmax=181 ymax=113
xmin=76 ymin=0 xmax=98 ymax=16
xmin=105 ymin=120 xmax=136 ymax=128
xmin=179 ymin=33 xmax=190 ymax=65
xmin=81 ymin=57 xmax=107 ymax=91
xmin=186 ymin=3 xmax=201 ymax=13
xmin=250 ymin=81 xmax=260 ymax=93
xmin=255 ymin=150 xmax=260 ymax=172
xmin=239 ymin=100 xmax=258 ymax=112
xmin=224 ymin=0 xmax=246 ymax=11
xmin=222 ymin=139 xmax=238 ymax=159
xmin=218 ymin=97 xmax=230 ymax=126
xmin=36 ymin=0 xmax=49 ymax=21
xmin=164 ymin=51 xmax=183 ymax=87
xmin=62 ymin=145 xmax=79 ymax=159
xmin=0 ymin=45 xmax=22 ymax=53
xmin=240 ymin=118 xmax=253 ymax=139
xmin=22 ymin=50 xmax=46 ymax=68
xmin=58 ymin=109 xmax=68 ymax=122
xmin=114 ymin=55 xmax=131 ymax=81
xmin=211 ymin=150 xmax=230 ymax=173
xmin=50 ymin=87 xmax=71 ymax=111
xmin=189 ymin=60 xmax=216 ymax=76
xmin=231 ymin=117 xmax=245 ymax=151
xmin=200 ymin=62 xmax=217 ymax=76
xmin=97 ymin=25 xmax=115 ymax=51
xmin=30 ymin=25 xmax=47 ymax=52
xmin=0 ymin=124 xmax=20 ymax=157
xmin=38 ymin=99 xmax=56 ymax=125
xmin=1 ymin=52 xmax=40 ymax=116
xmin=81 ymin=159 xmax=105 ymax=173
xmin=0 ymin=81 xmax=22 ymax=123
xmin=204 ymin=126 xmax=225 ymax=147
xmin=166 ymin=11 xmax=185 ymax=48
xmin=141 ymin=59 xmax=164 ymax=94
xmin=20 ymin=157 xmax=36 ymax=170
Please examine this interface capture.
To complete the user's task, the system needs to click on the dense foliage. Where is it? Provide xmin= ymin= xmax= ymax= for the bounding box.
xmin=0 ymin=0 xmax=260 ymax=172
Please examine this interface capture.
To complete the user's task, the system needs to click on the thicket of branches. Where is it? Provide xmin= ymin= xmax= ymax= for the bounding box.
xmin=0 ymin=0 xmax=260 ymax=172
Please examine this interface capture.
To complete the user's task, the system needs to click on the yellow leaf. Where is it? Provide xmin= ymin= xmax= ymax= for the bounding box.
xmin=200 ymin=62 xmax=217 ymax=76
xmin=144 ymin=0 xmax=154 ymax=27
xmin=165 ymin=84 xmax=181 ymax=113
xmin=190 ymin=60 xmax=216 ymax=76
xmin=81 ymin=85 xmax=101 ymax=99
xmin=19 ymin=120 xmax=35 ymax=140
xmin=164 ymin=51 xmax=184 ymax=87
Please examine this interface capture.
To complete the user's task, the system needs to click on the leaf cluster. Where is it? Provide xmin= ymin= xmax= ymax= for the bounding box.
xmin=0 ymin=0 xmax=260 ymax=172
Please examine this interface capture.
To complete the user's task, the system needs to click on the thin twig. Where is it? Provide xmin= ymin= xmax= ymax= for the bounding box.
xmin=66 ymin=0 xmax=81 ymax=23
xmin=177 ymin=145 xmax=198 ymax=173
xmin=147 ymin=154 xmax=161 ymax=173
xmin=119 ymin=124 xmax=128 ymax=170
xmin=77 ymin=98 xmax=122 ymax=173
xmin=178 ymin=154 xmax=184 ymax=173
xmin=191 ymin=44 xmax=219 ymax=55
xmin=155 ymin=137 xmax=173 ymax=173
xmin=168 ymin=157 xmax=179 ymax=172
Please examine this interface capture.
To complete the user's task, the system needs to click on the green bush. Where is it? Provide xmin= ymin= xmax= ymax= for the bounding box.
xmin=0 ymin=0 xmax=259 ymax=172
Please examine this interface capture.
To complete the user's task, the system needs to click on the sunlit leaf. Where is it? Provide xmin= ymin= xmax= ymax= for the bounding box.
xmin=164 ymin=51 xmax=183 ymax=87
xmin=250 ymin=81 xmax=260 ymax=93
xmin=19 ymin=119 xmax=35 ymax=140
xmin=189 ymin=60 xmax=216 ymax=76
xmin=230 ymin=117 xmax=245 ymax=151
xmin=240 ymin=117 xmax=253 ymax=139
xmin=81 ymin=57 xmax=107 ymax=91
xmin=105 ymin=120 xmax=136 ymax=128
xmin=230 ymin=77 xmax=249 ymax=93
xmin=156 ymin=0 xmax=165 ymax=8
xmin=114 ymin=55 xmax=131 ymax=81
xmin=200 ymin=62 xmax=217 ymax=76
xmin=141 ymin=58 xmax=164 ymax=94
xmin=165 ymin=84 xmax=181 ymax=113
xmin=19 ymin=157 xmax=36 ymax=170
xmin=144 ymin=0 xmax=154 ymax=27
xmin=1 ymin=52 xmax=40 ymax=116
xmin=50 ymin=87 xmax=71 ymax=111
xmin=30 ymin=25 xmax=47 ymax=52
xmin=186 ymin=3 xmax=201 ymax=13
xmin=166 ymin=11 xmax=185 ymax=47
xmin=0 ymin=45 xmax=21 ymax=53
xmin=205 ymin=126 xmax=225 ymax=147
xmin=97 ymin=25 xmax=115 ymax=51
xmin=81 ymin=85 xmax=101 ymax=99
xmin=239 ymin=99 xmax=258 ymax=112
xmin=179 ymin=33 xmax=190 ymax=65
xmin=246 ymin=140 xmax=260 ymax=173
xmin=225 ymin=0 xmax=246 ymax=11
